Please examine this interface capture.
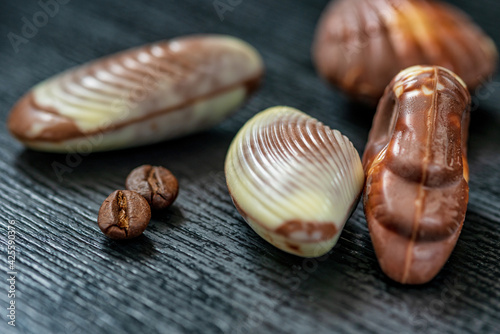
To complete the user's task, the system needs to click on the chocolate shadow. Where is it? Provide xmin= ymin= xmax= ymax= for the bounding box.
xmin=13 ymin=129 xmax=235 ymax=187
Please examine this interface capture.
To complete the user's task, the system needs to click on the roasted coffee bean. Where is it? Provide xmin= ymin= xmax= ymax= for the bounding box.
xmin=126 ymin=165 xmax=179 ymax=210
xmin=98 ymin=190 xmax=151 ymax=239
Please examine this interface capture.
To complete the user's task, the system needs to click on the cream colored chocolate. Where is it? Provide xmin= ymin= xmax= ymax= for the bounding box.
xmin=8 ymin=35 xmax=264 ymax=152
xmin=225 ymin=106 xmax=365 ymax=257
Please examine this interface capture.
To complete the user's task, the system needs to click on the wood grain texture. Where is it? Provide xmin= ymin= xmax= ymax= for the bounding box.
xmin=0 ymin=0 xmax=499 ymax=333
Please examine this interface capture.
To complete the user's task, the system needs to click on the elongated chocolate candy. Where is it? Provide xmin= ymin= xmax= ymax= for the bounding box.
xmin=363 ymin=66 xmax=471 ymax=284
xmin=8 ymin=35 xmax=264 ymax=152
xmin=225 ymin=106 xmax=365 ymax=257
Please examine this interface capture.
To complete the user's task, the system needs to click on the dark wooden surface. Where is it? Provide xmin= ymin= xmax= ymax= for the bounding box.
xmin=1 ymin=0 xmax=500 ymax=333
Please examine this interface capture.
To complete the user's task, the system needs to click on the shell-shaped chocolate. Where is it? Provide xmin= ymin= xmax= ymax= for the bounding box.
xmin=313 ymin=0 xmax=497 ymax=103
xmin=225 ymin=106 xmax=364 ymax=257
xmin=363 ymin=66 xmax=471 ymax=284
xmin=8 ymin=35 xmax=264 ymax=152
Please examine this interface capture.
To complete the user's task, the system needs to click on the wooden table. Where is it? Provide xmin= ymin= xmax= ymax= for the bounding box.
xmin=1 ymin=0 xmax=499 ymax=333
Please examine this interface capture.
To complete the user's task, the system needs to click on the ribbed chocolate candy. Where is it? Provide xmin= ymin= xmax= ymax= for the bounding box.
xmin=8 ymin=35 xmax=264 ymax=152
xmin=363 ymin=66 xmax=471 ymax=284
xmin=313 ymin=0 xmax=497 ymax=103
xmin=225 ymin=106 xmax=365 ymax=257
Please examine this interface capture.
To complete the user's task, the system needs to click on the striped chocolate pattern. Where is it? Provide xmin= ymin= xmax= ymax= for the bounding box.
xmin=8 ymin=35 xmax=264 ymax=152
xmin=225 ymin=106 xmax=365 ymax=257
xmin=313 ymin=0 xmax=498 ymax=103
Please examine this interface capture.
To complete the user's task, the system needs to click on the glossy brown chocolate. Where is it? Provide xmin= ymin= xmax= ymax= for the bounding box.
xmin=313 ymin=0 xmax=498 ymax=103
xmin=275 ymin=220 xmax=338 ymax=241
xmin=363 ymin=66 xmax=470 ymax=284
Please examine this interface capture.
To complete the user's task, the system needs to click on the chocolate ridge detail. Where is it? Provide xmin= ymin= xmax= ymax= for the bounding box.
xmin=8 ymin=73 xmax=262 ymax=143
xmin=8 ymin=35 xmax=264 ymax=148
xmin=224 ymin=106 xmax=365 ymax=257
xmin=362 ymin=66 xmax=471 ymax=284
xmin=313 ymin=0 xmax=498 ymax=102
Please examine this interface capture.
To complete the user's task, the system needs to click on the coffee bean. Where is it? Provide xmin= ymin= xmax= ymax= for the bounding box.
xmin=98 ymin=190 xmax=151 ymax=239
xmin=125 ymin=165 xmax=179 ymax=210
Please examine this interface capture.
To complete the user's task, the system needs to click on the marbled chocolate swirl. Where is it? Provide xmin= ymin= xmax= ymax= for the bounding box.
xmin=9 ymin=35 xmax=264 ymax=152
xmin=225 ymin=106 xmax=365 ymax=257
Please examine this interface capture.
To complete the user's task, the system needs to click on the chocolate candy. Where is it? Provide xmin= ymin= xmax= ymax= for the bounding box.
xmin=363 ymin=66 xmax=471 ymax=284
xmin=313 ymin=0 xmax=498 ymax=103
xmin=225 ymin=106 xmax=365 ymax=257
xmin=98 ymin=190 xmax=152 ymax=240
xmin=8 ymin=35 xmax=264 ymax=152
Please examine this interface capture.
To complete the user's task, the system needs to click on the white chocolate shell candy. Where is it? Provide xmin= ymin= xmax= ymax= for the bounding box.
xmin=225 ymin=106 xmax=365 ymax=257
xmin=8 ymin=35 xmax=264 ymax=153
